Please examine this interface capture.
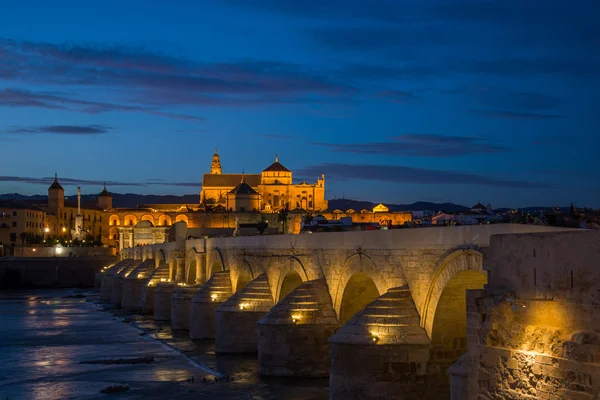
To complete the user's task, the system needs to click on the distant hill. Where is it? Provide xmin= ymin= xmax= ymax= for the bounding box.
xmin=0 ymin=193 xmax=575 ymax=212
xmin=0 ymin=193 xmax=200 ymax=208
xmin=327 ymin=199 xmax=469 ymax=213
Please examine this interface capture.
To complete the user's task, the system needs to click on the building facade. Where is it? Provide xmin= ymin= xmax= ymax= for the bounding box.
xmin=0 ymin=200 xmax=46 ymax=253
xmin=200 ymin=151 xmax=328 ymax=212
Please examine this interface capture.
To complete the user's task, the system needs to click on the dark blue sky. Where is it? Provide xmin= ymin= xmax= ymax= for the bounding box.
xmin=1 ymin=0 xmax=599 ymax=207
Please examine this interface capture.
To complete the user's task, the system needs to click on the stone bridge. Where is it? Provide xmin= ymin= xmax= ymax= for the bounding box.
xmin=103 ymin=223 xmax=571 ymax=399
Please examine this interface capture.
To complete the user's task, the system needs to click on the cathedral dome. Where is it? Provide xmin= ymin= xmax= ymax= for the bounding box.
xmin=263 ymin=155 xmax=290 ymax=173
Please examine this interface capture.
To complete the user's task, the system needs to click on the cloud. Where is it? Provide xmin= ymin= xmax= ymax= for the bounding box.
xmin=2 ymin=125 xmax=113 ymax=135
xmin=0 ymin=175 xmax=205 ymax=188
xmin=311 ymin=134 xmax=509 ymax=157
xmin=442 ymin=86 xmax=565 ymax=120
xmin=0 ymin=39 xmax=351 ymax=113
xmin=296 ymin=163 xmax=547 ymax=189
xmin=469 ymin=109 xmax=562 ymax=120
xmin=0 ymin=176 xmax=145 ymax=187
xmin=160 ymin=182 xmax=204 ymax=187
xmin=0 ymin=88 xmax=204 ymax=121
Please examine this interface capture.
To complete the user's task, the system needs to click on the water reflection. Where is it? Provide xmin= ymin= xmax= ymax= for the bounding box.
xmin=0 ymin=290 xmax=329 ymax=400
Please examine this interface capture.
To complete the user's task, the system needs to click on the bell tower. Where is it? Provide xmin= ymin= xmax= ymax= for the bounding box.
xmin=98 ymin=183 xmax=113 ymax=210
xmin=48 ymin=173 xmax=64 ymax=215
xmin=211 ymin=148 xmax=222 ymax=175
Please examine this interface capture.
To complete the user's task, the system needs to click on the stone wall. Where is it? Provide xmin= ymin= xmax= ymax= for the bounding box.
xmin=18 ymin=247 xmax=114 ymax=257
xmin=0 ymin=256 xmax=116 ymax=288
xmin=465 ymin=230 xmax=600 ymax=400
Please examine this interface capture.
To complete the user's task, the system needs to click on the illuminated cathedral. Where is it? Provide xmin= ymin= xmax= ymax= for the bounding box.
xmin=200 ymin=150 xmax=328 ymax=212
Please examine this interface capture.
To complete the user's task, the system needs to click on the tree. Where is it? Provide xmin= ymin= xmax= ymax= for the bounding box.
xmin=18 ymin=232 xmax=33 ymax=255
xmin=303 ymin=212 xmax=314 ymax=226
xmin=256 ymin=219 xmax=268 ymax=235
xmin=278 ymin=208 xmax=289 ymax=234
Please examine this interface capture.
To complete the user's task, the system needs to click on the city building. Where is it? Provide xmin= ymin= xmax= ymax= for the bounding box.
xmin=0 ymin=200 xmax=46 ymax=254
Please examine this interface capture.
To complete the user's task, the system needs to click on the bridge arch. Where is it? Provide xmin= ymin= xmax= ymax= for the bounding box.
xmin=420 ymin=248 xmax=486 ymax=343
xmin=206 ymin=248 xmax=225 ymax=278
xmin=233 ymin=259 xmax=254 ymax=293
xmin=185 ymin=248 xmax=202 ymax=284
xmin=154 ymin=248 xmax=166 ymax=270
xmin=273 ymin=256 xmax=309 ymax=302
xmin=332 ymin=252 xmax=389 ymax=322
xmin=339 ymin=272 xmax=380 ymax=325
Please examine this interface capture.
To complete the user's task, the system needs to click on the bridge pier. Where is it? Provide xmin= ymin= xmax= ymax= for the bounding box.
xmin=99 ymin=259 xmax=132 ymax=302
xmin=171 ymin=285 xmax=200 ymax=330
xmin=138 ymin=264 xmax=171 ymax=313
xmin=121 ymin=260 xmax=154 ymax=311
xmin=190 ymin=271 xmax=233 ymax=339
xmin=329 ymin=286 xmax=448 ymax=400
xmin=215 ymin=273 xmax=274 ymax=353
xmin=175 ymin=253 xmax=185 ymax=282
xmin=258 ymin=278 xmax=338 ymax=377
xmin=109 ymin=261 xmax=139 ymax=305
xmin=154 ymin=282 xmax=177 ymax=321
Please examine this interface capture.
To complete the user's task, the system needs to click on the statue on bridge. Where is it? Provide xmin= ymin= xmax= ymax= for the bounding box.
xmin=233 ymin=217 xmax=240 ymax=236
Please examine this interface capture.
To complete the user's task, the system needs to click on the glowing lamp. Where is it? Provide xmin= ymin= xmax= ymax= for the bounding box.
xmin=239 ymin=303 xmax=250 ymax=310
xmin=137 ymin=273 xmax=145 ymax=279
xmin=369 ymin=332 xmax=379 ymax=343
xmin=211 ymin=294 xmax=218 ymax=302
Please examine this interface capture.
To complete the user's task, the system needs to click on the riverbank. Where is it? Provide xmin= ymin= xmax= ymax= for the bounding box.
xmin=0 ymin=257 xmax=115 ymax=289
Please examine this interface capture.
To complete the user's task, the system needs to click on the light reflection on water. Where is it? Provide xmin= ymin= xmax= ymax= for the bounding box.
xmin=0 ymin=290 xmax=329 ymax=400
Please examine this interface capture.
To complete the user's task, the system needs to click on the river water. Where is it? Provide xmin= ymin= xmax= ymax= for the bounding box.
xmin=0 ymin=289 xmax=329 ymax=400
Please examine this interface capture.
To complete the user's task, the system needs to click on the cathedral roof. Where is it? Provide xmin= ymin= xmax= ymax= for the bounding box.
xmin=99 ymin=183 xmax=112 ymax=197
xmin=202 ymin=173 xmax=261 ymax=188
xmin=263 ymin=155 xmax=290 ymax=173
xmin=49 ymin=174 xmax=63 ymax=190
xmin=229 ymin=177 xmax=259 ymax=195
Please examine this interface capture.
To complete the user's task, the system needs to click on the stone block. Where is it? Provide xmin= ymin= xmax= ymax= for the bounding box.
xmin=258 ymin=323 xmax=337 ymax=377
